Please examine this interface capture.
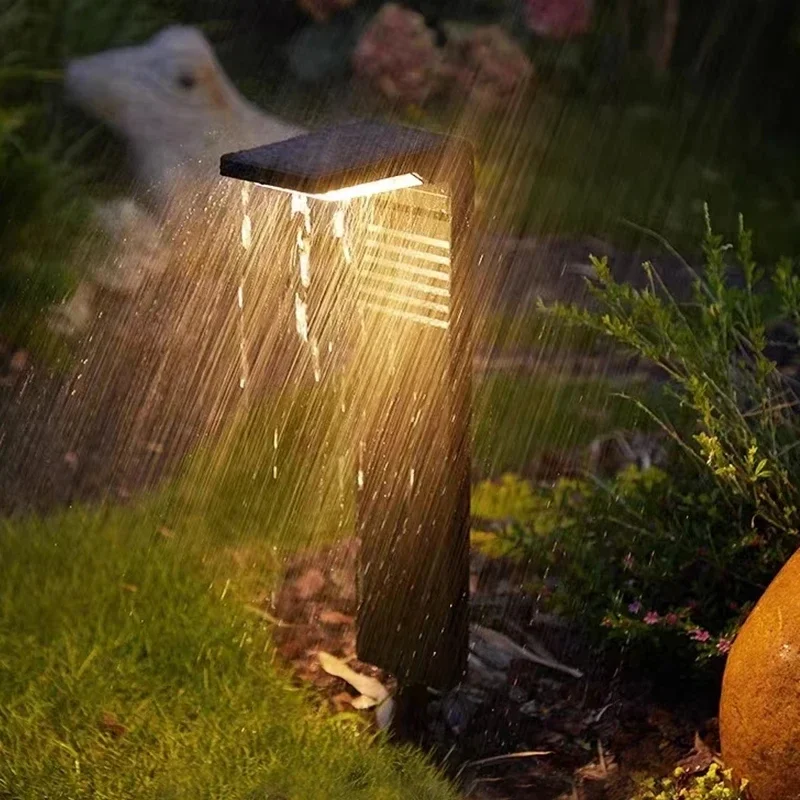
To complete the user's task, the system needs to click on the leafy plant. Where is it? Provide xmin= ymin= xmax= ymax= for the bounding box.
xmin=548 ymin=209 xmax=800 ymax=544
xmin=633 ymin=764 xmax=746 ymax=800
xmin=473 ymin=466 xmax=760 ymax=668
xmin=473 ymin=215 xmax=800 ymax=676
xmin=0 ymin=0 xmax=172 ymax=349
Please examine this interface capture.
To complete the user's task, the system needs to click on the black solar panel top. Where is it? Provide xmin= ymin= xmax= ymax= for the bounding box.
xmin=219 ymin=121 xmax=454 ymax=195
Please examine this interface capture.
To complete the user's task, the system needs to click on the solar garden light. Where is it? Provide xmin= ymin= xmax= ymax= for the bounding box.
xmin=220 ymin=121 xmax=474 ymax=693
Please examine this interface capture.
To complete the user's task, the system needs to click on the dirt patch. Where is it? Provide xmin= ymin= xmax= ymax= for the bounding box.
xmin=261 ymin=537 xmax=720 ymax=800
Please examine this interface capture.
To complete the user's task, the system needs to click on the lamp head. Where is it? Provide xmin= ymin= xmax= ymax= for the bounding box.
xmin=219 ymin=120 xmax=465 ymax=201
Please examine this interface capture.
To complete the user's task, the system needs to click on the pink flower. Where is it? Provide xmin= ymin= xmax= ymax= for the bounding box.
xmin=628 ymin=601 xmax=642 ymax=615
xmin=353 ymin=3 xmax=442 ymax=106
xmin=664 ymin=613 xmax=679 ymax=626
xmin=524 ymin=0 xmax=592 ymax=40
xmin=442 ymin=25 xmax=534 ymax=109
xmin=689 ymin=628 xmax=711 ymax=643
xmin=716 ymin=637 xmax=733 ymax=654
xmin=643 ymin=611 xmax=660 ymax=625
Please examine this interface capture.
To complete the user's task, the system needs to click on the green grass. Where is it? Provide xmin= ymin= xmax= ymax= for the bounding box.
xmin=0 ymin=382 xmax=459 ymax=797
xmin=0 ymin=504 xmax=457 ymax=799
xmin=0 ymin=337 xmax=672 ymax=797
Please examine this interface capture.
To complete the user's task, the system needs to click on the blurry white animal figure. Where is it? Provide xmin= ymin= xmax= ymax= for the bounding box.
xmin=54 ymin=26 xmax=305 ymax=335
xmin=65 ymin=25 xmax=305 ymax=206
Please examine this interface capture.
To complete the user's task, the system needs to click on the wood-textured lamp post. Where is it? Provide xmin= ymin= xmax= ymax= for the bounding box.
xmin=220 ymin=120 xmax=474 ymax=693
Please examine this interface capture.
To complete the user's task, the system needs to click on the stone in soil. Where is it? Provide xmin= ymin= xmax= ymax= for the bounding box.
xmin=721 ymin=548 xmax=800 ymax=800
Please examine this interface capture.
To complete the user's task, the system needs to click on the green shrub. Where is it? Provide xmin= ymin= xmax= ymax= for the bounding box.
xmin=547 ymin=208 xmax=800 ymax=541
xmin=473 ymin=466 xmax=760 ymax=666
xmin=633 ymin=764 xmax=746 ymax=800
xmin=0 ymin=116 xmax=89 ymax=344
xmin=473 ymin=213 xmax=800 ymax=672
xmin=0 ymin=0 xmax=171 ymax=349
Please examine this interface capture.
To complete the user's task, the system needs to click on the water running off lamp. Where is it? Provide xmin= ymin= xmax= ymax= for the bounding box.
xmin=220 ymin=121 xmax=474 ymax=693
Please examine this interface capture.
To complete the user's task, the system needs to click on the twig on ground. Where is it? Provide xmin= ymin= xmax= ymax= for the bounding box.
xmin=244 ymin=604 xmax=296 ymax=627
xmin=501 ymin=619 xmax=559 ymax=663
xmin=455 ymin=749 xmax=553 ymax=781
xmin=470 ymin=623 xmax=583 ymax=679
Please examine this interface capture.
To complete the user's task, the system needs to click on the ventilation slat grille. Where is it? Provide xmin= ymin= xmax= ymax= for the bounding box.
xmin=365 ymin=241 xmax=451 ymax=266
xmin=363 ymin=255 xmax=449 ymax=284
xmin=366 ymin=224 xmax=450 ymax=251
xmin=358 ymin=189 xmax=451 ymax=331
xmin=362 ymin=271 xmax=450 ymax=297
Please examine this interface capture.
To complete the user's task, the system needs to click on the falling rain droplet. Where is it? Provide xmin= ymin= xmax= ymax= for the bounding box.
xmin=409 ymin=467 xmax=415 ymax=489
xmin=241 ymin=215 xmax=252 ymax=250
xmin=237 ymin=284 xmax=247 ymax=390
xmin=291 ymin=192 xmax=309 ymax=217
xmin=296 ymin=228 xmax=311 ymax=288
xmin=310 ymin=337 xmax=321 ymax=383
xmin=273 ymin=427 xmax=278 ymax=450
xmin=294 ymin=294 xmax=309 ymax=342
xmin=333 ymin=208 xmax=346 ymax=238
xmin=357 ymin=439 xmax=365 ymax=490
xmin=299 ymin=250 xmax=311 ymax=288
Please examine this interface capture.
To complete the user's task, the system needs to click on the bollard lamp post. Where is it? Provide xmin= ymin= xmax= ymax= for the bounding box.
xmin=221 ymin=120 xmax=474 ymax=692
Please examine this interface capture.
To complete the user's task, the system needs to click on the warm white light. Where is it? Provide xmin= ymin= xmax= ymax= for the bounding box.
xmin=310 ymin=172 xmax=422 ymax=202
xmin=306 ymin=173 xmax=423 ymax=202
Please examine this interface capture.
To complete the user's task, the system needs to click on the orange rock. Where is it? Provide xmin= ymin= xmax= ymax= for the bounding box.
xmin=720 ymin=549 xmax=800 ymax=800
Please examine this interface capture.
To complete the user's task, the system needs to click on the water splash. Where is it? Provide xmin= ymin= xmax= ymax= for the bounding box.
xmin=295 ymin=293 xmax=309 ymax=343
xmin=311 ymin=336 xmax=321 ymax=383
xmin=241 ymin=215 xmax=252 ymax=250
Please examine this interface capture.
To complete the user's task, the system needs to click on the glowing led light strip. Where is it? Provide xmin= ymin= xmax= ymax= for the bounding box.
xmin=365 ymin=240 xmax=451 ymax=266
xmin=366 ymin=224 xmax=451 ymax=251
xmin=360 ymin=302 xmax=450 ymax=330
xmin=358 ymin=286 xmax=449 ymax=315
xmin=362 ymin=272 xmax=450 ymax=298
xmin=363 ymin=255 xmax=450 ymax=283
xmin=307 ymin=173 xmax=423 ymax=202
